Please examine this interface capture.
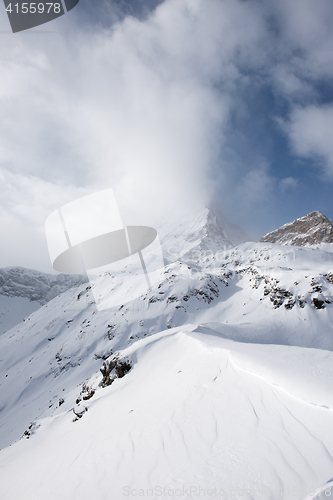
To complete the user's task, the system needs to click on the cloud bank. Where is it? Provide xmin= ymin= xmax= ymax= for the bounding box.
xmin=0 ymin=0 xmax=332 ymax=270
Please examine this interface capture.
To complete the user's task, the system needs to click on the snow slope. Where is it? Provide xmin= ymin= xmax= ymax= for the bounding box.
xmin=1 ymin=326 xmax=333 ymax=500
xmin=0 ymin=295 xmax=41 ymax=335
xmin=1 ymin=209 xmax=333 ymax=499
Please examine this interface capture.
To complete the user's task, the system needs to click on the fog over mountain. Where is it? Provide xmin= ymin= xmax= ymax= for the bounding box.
xmin=1 ymin=0 xmax=333 ymax=271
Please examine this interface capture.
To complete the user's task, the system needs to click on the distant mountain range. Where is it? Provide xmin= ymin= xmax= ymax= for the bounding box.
xmin=0 ymin=267 xmax=88 ymax=305
xmin=0 ymin=267 xmax=88 ymax=334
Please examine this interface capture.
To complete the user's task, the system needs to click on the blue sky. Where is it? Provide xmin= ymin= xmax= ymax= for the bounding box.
xmin=0 ymin=0 xmax=332 ymax=271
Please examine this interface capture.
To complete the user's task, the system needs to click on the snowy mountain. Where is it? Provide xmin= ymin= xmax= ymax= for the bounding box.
xmin=259 ymin=211 xmax=333 ymax=247
xmin=0 ymin=267 xmax=88 ymax=305
xmin=157 ymin=205 xmax=251 ymax=264
xmin=1 ymin=208 xmax=333 ymax=499
xmin=0 ymin=206 xmax=248 ymax=334
xmin=0 ymin=267 xmax=88 ymax=334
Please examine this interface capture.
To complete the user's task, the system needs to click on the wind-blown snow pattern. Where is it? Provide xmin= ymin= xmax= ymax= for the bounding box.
xmin=1 ymin=207 xmax=333 ymax=500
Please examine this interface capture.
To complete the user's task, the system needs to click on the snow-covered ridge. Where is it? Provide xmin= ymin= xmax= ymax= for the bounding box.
xmin=1 ymin=326 xmax=333 ymax=500
xmin=259 ymin=211 xmax=333 ymax=247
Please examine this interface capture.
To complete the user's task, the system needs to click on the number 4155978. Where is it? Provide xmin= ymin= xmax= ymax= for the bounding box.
xmin=6 ymin=3 xmax=61 ymax=14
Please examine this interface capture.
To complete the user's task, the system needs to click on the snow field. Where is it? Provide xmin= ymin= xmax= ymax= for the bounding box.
xmin=1 ymin=326 xmax=333 ymax=500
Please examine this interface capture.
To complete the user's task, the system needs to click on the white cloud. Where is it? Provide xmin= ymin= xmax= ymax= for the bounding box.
xmin=268 ymin=0 xmax=333 ymax=95
xmin=285 ymin=105 xmax=333 ymax=176
xmin=0 ymin=169 xmax=87 ymax=270
xmin=0 ymin=0 xmax=269 ymax=271
xmin=235 ymin=163 xmax=274 ymax=207
xmin=0 ymin=0 xmax=333 ymax=269
xmin=279 ymin=177 xmax=298 ymax=192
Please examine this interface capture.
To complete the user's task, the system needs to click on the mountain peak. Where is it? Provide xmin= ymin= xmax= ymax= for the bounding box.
xmin=259 ymin=211 xmax=333 ymax=246
xmin=158 ymin=205 xmax=250 ymax=264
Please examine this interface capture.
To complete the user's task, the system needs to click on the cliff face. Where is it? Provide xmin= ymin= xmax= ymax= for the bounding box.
xmin=259 ymin=211 xmax=333 ymax=246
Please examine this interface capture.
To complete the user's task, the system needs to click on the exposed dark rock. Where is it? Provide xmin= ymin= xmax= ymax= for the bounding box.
xmin=73 ymin=406 xmax=88 ymax=421
xmin=106 ymin=325 xmax=116 ymax=340
xmin=94 ymin=349 xmax=113 ymax=360
xmin=77 ymin=286 xmax=91 ymax=300
xmin=149 ymin=296 xmax=160 ymax=303
xmin=312 ymin=298 xmax=325 ymax=309
xmin=167 ymin=296 xmax=178 ymax=303
xmin=269 ymin=287 xmax=293 ymax=308
xmin=100 ymin=355 xmax=132 ymax=388
xmin=22 ymin=421 xmax=38 ymax=438
xmin=81 ymin=383 xmax=95 ymax=400
xmin=260 ymin=212 xmax=333 ymax=246
xmin=284 ymin=300 xmax=296 ymax=310
xmin=326 ymin=272 xmax=333 ymax=284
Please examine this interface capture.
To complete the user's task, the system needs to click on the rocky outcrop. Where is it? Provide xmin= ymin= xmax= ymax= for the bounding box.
xmin=100 ymin=355 xmax=132 ymax=387
xmin=259 ymin=212 xmax=333 ymax=247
